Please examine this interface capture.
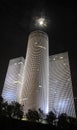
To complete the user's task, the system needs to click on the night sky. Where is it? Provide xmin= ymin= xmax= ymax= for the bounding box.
xmin=0 ymin=0 xmax=77 ymax=98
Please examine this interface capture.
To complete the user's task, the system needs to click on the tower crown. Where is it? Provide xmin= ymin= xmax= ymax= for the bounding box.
xmin=28 ymin=30 xmax=48 ymax=41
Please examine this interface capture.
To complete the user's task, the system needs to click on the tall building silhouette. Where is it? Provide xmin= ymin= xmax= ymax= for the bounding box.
xmin=49 ymin=52 xmax=76 ymax=117
xmin=2 ymin=57 xmax=24 ymax=103
xmin=20 ymin=31 xmax=49 ymax=114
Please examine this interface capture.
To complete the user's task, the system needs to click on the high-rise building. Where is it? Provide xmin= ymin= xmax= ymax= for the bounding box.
xmin=2 ymin=57 xmax=24 ymax=103
xmin=20 ymin=31 xmax=49 ymax=114
xmin=2 ymin=31 xmax=76 ymax=118
xmin=49 ymin=52 xmax=76 ymax=117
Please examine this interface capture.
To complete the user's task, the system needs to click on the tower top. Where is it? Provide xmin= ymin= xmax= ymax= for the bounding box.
xmin=29 ymin=30 xmax=48 ymax=40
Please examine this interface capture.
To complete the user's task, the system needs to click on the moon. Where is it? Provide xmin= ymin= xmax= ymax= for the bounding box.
xmin=35 ymin=17 xmax=47 ymax=28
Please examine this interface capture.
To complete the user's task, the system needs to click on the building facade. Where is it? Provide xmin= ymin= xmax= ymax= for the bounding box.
xmin=20 ymin=31 xmax=49 ymax=114
xmin=2 ymin=57 xmax=24 ymax=103
xmin=49 ymin=52 xmax=76 ymax=117
xmin=2 ymin=31 xmax=76 ymax=118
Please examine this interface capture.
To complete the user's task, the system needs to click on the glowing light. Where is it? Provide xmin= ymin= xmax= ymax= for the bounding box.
xmin=37 ymin=45 xmax=46 ymax=50
xmin=39 ymin=18 xmax=44 ymax=25
xmin=36 ymin=17 xmax=47 ymax=27
xmin=60 ymin=56 xmax=63 ymax=59
xmin=14 ymin=81 xmax=22 ymax=84
xmin=18 ymin=62 xmax=23 ymax=64
xmin=39 ymin=85 xmax=42 ymax=88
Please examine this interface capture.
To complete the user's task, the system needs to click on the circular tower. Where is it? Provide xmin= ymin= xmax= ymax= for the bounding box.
xmin=21 ymin=30 xmax=49 ymax=114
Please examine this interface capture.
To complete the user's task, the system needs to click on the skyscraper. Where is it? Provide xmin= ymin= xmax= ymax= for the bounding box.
xmin=2 ymin=57 xmax=24 ymax=103
xmin=49 ymin=52 xmax=76 ymax=117
xmin=20 ymin=30 xmax=49 ymax=114
xmin=2 ymin=31 xmax=76 ymax=118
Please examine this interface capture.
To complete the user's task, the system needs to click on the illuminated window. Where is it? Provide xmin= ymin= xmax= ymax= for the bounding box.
xmin=18 ymin=62 xmax=23 ymax=64
xmin=14 ymin=81 xmax=21 ymax=84
xmin=60 ymin=56 xmax=63 ymax=59
xmin=39 ymin=85 xmax=42 ymax=88
xmin=37 ymin=45 xmax=46 ymax=50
